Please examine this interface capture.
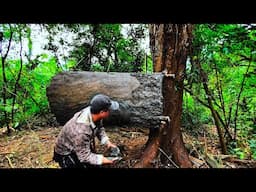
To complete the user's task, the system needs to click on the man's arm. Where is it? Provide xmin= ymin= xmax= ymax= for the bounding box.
xmin=96 ymin=125 xmax=110 ymax=145
xmin=74 ymin=133 xmax=113 ymax=165
xmin=96 ymin=126 xmax=120 ymax=153
xmin=74 ymin=133 xmax=102 ymax=165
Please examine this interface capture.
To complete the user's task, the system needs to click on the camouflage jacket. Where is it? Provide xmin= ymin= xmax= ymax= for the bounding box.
xmin=54 ymin=106 xmax=109 ymax=165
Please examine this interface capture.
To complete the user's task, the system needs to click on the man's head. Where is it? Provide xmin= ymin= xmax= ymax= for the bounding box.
xmin=90 ymin=94 xmax=119 ymax=115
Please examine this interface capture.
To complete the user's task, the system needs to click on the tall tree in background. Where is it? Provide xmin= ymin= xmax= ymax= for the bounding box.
xmin=0 ymin=24 xmax=60 ymax=132
xmin=135 ymin=24 xmax=193 ymax=168
xmin=186 ymin=24 xmax=256 ymax=155
xmin=44 ymin=24 xmax=147 ymax=72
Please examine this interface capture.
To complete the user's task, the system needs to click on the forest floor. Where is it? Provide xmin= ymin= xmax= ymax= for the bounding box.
xmin=0 ymin=119 xmax=256 ymax=168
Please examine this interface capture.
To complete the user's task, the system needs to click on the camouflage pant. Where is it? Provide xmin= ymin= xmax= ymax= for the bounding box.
xmin=53 ymin=151 xmax=100 ymax=168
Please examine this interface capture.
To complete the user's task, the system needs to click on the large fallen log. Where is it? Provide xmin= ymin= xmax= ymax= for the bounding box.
xmin=46 ymin=71 xmax=164 ymax=126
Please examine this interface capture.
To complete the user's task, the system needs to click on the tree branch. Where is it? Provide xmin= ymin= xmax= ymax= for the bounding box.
xmin=184 ymin=87 xmax=210 ymax=108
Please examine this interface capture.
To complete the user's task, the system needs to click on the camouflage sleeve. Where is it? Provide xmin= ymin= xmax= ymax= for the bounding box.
xmin=74 ymin=133 xmax=103 ymax=165
xmin=96 ymin=126 xmax=109 ymax=145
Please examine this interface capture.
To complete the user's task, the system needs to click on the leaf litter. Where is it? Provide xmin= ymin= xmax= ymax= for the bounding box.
xmin=0 ymin=124 xmax=255 ymax=168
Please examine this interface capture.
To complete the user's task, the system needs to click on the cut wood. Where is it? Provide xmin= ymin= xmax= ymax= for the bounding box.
xmin=46 ymin=71 xmax=164 ymax=126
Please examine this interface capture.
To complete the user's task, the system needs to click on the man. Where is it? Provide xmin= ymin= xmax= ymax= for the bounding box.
xmin=53 ymin=94 xmax=121 ymax=168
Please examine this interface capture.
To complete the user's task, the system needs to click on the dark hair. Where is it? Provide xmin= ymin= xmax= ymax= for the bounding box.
xmin=90 ymin=94 xmax=112 ymax=114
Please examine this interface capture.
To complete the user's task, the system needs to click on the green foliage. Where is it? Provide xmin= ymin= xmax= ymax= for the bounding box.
xmin=43 ymin=24 xmax=148 ymax=72
xmin=191 ymin=24 xmax=256 ymax=159
xmin=231 ymin=147 xmax=246 ymax=159
xmin=90 ymin=63 xmax=104 ymax=72
xmin=248 ymin=139 xmax=256 ymax=160
xmin=141 ymin=55 xmax=153 ymax=74
xmin=229 ymin=131 xmax=255 ymax=160
xmin=182 ymin=93 xmax=211 ymax=130
xmin=62 ymin=59 xmax=76 ymax=70
xmin=0 ymin=54 xmax=59 ymax=129
xmin=1 ymin=24 xmax=150 ymax=130
xmin=26 ymin=27 xmax=32 ymax=59
xmin=1 ymin=23 xmax=255 ymax=161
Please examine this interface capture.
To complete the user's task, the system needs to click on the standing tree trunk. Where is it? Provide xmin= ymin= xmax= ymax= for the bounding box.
xmin=135 ymin=24 xmax=193 ymax=168
xmin=1 ymin=27 xmax=13 ymax=135
xmin=160 ymin=24 xmax=193 ymax=167
xmin=149 ymin=24 xmax=165 ymax=72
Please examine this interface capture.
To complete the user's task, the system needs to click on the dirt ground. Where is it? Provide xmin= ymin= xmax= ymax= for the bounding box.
xmin=0 ymin=126 xmax=149 ymax=168
xmin=0 ymin=125 xmax=256 ymax=168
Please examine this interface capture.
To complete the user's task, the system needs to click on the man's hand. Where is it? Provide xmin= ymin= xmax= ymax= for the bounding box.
xmin=102 ymin=156 xmax=122 ymax=164
xmin=106 ymin=141 xmax=117 ymax=149
xmin=106 ymin=156 xmax=122 ymax=162
xmin=102 ymin=156 xmax=114 ymax=164
xmin=106 ymin=141 xmax=121 ymax=157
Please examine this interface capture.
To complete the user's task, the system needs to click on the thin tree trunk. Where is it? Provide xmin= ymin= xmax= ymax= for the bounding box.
xmin=234 ymin=56 xmax=252 ymax=141
xmin=193 ymin=59 xmax=228 ymax=154
xmin=11 ymin=29 xmax=23 ymax=121
xmin=214 ymin=63 xmax=228 ymax=128
xmin=1 ymin=26 xmax=13 ymax=134
xmin=184 ymin=86 xmax=233 ymax=141
xmin=212 ymin=67 xmax=234 ymax=140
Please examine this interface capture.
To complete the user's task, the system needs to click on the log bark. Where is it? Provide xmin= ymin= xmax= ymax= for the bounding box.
xmin=46 ymin=71 xmax=164 ymax=126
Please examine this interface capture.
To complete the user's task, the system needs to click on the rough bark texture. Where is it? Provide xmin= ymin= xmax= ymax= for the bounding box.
xmin=134 ymin=24 xmax=165 ymax=168
xmin=134 ymin=24 xmax=193 ymax=168
xmin=134 ymin=122 xmax=165 ymax=168
xmin=149 ymin=24 xmax=164 ymax=72
xmin=160 ymin=24 xmax=193 ymax=168
xmin=46 ymin=71 xmax=164 ymax=127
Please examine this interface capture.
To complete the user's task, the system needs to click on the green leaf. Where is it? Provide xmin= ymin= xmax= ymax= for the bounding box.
xmin=4 ymin=105 xmax=12 ymax=113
